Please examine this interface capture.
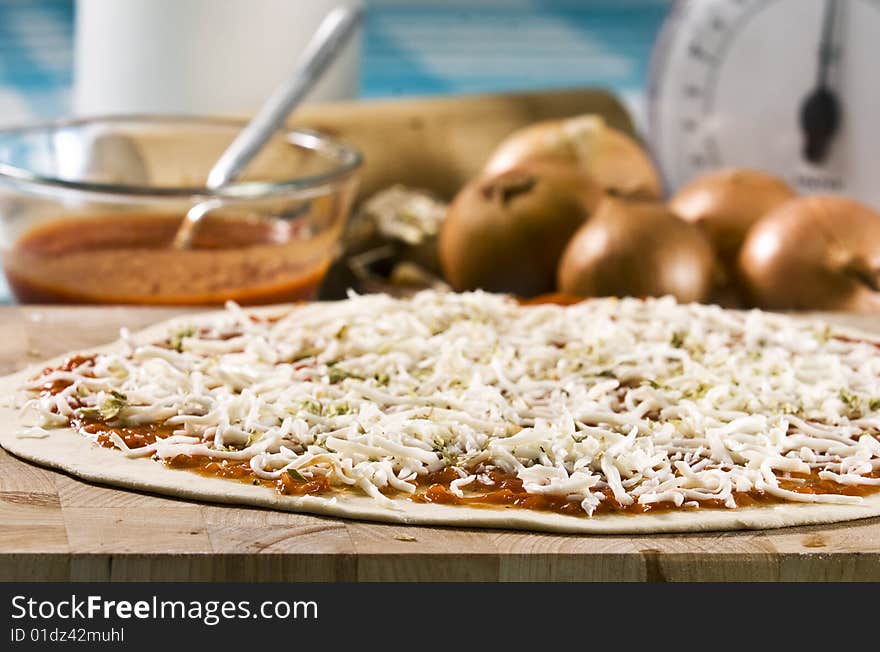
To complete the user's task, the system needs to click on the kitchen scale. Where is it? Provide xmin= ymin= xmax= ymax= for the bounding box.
xmin=648 ymin=0 xmax=880 ymax=205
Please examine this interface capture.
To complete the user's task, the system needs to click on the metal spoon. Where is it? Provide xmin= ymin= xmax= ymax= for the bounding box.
xmin=171 ymin=5 xmax=363 ymax=249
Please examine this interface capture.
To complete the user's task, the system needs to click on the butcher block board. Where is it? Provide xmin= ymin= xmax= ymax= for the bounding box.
xmin=2 ymin=305 xmax=880 ymax=582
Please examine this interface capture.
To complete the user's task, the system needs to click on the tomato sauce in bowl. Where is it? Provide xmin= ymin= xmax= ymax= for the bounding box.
xmin=4 ymin=213 xmax=336 ymax=305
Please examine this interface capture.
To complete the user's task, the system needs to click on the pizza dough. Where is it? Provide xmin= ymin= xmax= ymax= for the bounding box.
xmin=2 ymin=293 xmax=880 ymax=534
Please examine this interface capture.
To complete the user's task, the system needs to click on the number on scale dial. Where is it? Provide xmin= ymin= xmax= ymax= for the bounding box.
xmin=648 ymin=0 xmax=880 ymax=206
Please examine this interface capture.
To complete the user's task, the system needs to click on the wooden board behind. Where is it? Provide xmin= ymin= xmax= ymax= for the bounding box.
xmin=292 ymin=88 xmax=636 ymax=200
xmin=2 ymin=306 xmax=880 ymax=582
xmin=128 ymin=88 xmax=636 ymax=203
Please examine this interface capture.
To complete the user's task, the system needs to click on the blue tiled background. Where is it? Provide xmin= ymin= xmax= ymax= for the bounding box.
xmin=0 ymin=0 xmax=670 ymax=127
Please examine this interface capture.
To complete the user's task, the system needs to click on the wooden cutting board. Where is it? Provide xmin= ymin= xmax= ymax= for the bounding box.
xmin=133 ymin=88 xmax=637 ymax=203
xmin=2 ymin=305 xmax=880 ymax=582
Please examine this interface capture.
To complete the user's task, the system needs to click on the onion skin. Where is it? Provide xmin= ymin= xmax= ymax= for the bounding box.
xmin=738 ymin=195 xmax=880 ymax=312
xmin=484 ymin=115 xmax=663 ymax=199
xmin=670 ymin=168 xmax=795 ymax=264
xmin=557 ymin=196 xmax=716 ymax=303
xmin=439 ymin=162 xmax=602 ymax=297
xmin=519 ymin=292 xmax=585 ymax=306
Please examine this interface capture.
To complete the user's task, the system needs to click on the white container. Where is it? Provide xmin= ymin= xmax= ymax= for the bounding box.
xmin=73 ymin=0 xmax=363 ymax=116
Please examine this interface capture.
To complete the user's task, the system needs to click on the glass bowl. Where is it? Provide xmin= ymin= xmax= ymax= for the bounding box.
xmin=0 ymin=115 xmax=361 ymax=305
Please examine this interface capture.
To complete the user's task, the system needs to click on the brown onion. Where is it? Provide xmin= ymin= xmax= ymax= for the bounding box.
xmin=670 ymin=168 xmax=795 ymax=264
xmin=439 ymin=161 xmax=602 ymax=297
xmin=483 ymin=115 xmax=662 ymax=199
xmin=557 ymin=196 xmax=716 ymax=303
xmin=738 ymin=195 xmax=880 ymax=311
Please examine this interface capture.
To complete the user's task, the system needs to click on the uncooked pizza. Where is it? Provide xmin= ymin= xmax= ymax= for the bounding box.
xmin=2 ymin=291 xmax=880 ymax=533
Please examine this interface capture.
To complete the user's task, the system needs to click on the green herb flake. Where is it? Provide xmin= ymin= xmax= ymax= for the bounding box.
xmin=324 ymin=401 xmax=351 ymax=417
xmin=99 ymin=391 xmax=128 ymax=420
xmin=286 ymin=469 xmax=307 ymax=483
xmin=670 ymin=332 xmax=685 ymax=349
xmin=839 ymin=390 xmax=866 ymax=418
xmin=76 ymin=407 xmax=100 ymax=419
xmin=327 ymin=367 xmax=350 ymax=384
xmin=294 ymin=399 xmax=322 ymax=415
xmin=839 ymin=389 xmax=861 ymax=411
xmin=169 ymin=327 xmax=195 ymax=352
xmin=327 ymin=366 xmax=364 ymax=384
xmin=374 ymin=372 xmax=390 ymax=386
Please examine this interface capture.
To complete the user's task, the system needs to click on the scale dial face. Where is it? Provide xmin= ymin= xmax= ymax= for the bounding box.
xmin=648 ymin=0 xmax=880 ymax=205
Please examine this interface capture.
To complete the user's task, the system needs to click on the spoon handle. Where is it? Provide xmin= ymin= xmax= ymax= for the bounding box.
xmin=205 ymin=6 xmax=363 ymax=189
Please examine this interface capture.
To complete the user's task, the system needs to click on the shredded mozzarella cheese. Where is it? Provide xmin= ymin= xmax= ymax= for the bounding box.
xmin=18 ymin=291 xmax=880 ymax=515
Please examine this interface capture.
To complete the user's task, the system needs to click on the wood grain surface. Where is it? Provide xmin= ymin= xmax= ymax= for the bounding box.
xmin=2 ymin=306 xmax=880 ymax=582
xmin=292 ymin=88 xmax=635 ymax=201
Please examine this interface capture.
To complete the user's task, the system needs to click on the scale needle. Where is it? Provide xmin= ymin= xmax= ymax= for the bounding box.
xmin=799 ymin=0 xmax=843 ymax=164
